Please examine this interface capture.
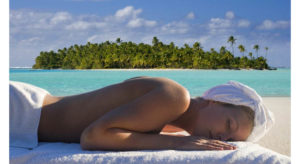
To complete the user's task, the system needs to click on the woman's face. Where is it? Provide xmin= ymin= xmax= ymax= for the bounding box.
xmin=193 ymin=101 xmax=253 ymax=141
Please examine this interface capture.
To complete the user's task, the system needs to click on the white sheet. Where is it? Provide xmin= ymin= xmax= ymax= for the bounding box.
xmin=9 ymin=81 xmax=50 ymax=149
xmin=10 ymin=141 xmax=290 ymax=164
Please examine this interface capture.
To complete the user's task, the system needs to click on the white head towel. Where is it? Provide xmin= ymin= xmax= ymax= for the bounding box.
xmin=201 ymin=80 xmax=275 ymax=142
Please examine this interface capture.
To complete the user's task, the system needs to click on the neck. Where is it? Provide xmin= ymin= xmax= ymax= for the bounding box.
xmin=169 ymin=96 xmax=209 ymax=135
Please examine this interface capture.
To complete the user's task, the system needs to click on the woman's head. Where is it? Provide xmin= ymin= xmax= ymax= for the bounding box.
xmin=195 ymin=80 xmax=275 ymax=142
xmin=192 ymin=99 xmax=255 ymax=141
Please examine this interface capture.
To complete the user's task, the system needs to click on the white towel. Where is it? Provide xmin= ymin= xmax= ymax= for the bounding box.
xmin=9 ymin=81 xmax=50 ymax=149
xmin=10 ymin=141 xmax=290 ymax=164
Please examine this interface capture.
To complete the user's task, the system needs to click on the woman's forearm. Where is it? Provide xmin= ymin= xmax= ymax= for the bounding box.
xmin=80 ymin=127 xmax=186 ymax=151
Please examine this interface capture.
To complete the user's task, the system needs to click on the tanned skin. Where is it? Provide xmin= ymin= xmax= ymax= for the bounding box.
xmin=38 ymin=76 xmax=237 ymax=151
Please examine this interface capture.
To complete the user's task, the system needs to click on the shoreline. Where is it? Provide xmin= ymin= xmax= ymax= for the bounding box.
xmin=10 ymin=68 xmax=288 ymax=71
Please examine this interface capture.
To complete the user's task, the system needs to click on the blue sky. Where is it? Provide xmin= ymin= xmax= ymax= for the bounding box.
xmin=10 ymin=0 xmax=291 ymax=67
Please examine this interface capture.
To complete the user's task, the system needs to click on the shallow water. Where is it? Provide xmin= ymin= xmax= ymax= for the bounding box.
xmin=9 ymin=68 xmax=290 ymax=97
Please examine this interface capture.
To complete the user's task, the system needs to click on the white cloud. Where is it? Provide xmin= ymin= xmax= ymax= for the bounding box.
xmin=115 ymin=6 xmax=142 ymax=20
xmin=10 ymin=10 xmax=75 ymax=33
xmin=225 ymin=11 xmax=235 ymax=19
xmin=144 ymin=20 xmax=157 ymax=27
xmin=238 ymin=19 xmax=250 ymax=28
xmin=112 ymin=6 xmax=157 ymax=28
xmin=10 ymin=6 xmax=156 ymax=32
xmin=50 ymin=12 xmax=72 ymax=25
xmin=186 ymin=12 xmax=195 ymax=19
xmin=207 ymin=17 xmax=233 ymax=35
xmin=161 ymin=21 xmax=189 ymax=34
xmin=65 ymin=21 xmax=106 ymax=30
xmin=19 ymin=37 xmax=42 ymax=45
xmin=127 ymin=18 xmax=143 ymax=28
xmin=209 ymin=18 xmax=231 ymax=29
xmin=127 ymin=18 xmax=157 ymax=28
xmin=10 ymin=10 xmax=54 ymax=31
xmin=257 ymin=20 xmax=290 ymax=30
xmin=207 ymin=12 xmax=250 ymax=34
xmin=65 ymin=21 xmax=91 ymax=30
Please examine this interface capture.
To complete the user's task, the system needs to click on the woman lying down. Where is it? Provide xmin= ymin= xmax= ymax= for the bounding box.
xmin=9 ymin=76 xmax=274 ymax=151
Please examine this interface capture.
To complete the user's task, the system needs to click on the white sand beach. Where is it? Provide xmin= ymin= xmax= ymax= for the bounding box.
xmin=258 ymin=97 xmax=291 ymax=156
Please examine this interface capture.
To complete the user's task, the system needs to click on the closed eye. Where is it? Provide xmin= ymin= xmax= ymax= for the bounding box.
xmin=226 ymin=119 xmax=235 ymax=141
xmin=227 ymin=119 xmax=231 ymax=132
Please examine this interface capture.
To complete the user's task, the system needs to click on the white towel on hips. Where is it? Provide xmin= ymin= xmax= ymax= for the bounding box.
xmin=10 ymin=81 xmax=50 ymax=149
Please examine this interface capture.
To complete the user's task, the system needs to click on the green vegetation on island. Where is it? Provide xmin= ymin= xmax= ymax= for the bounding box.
xmin=32 ymin=36 xmax=273 ymax=70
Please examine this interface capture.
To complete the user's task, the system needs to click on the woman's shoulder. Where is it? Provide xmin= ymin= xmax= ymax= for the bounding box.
xmin=123 ymin=76 xmax=190 ymax=96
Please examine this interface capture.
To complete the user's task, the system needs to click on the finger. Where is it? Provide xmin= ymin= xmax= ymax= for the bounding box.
xmin=209 ymin=140 xmax=232 ymax=148
xmin=201 ymin=142 xmax=232 ymax=150
xmin=210 ymin=140 xmax=236 ymax=148
xmin=209 ymin=143 xmax=233 ymax=150
xmin=211 ymin=139 xmax=231 ymax=145
xmin=196 ymin=139 xmax=230 ymax=149
xmin=196 ymin=138 xmax=237 ymax=150
xmin=208 ymin=142 xmax=232 ymax=149
xmin=197 ymin=141 xmax=224 ymax=150
xmin=202 ymin=145 xmax=224 ymax=151
xmin=208 ymin=141 xmax=236 ymax=150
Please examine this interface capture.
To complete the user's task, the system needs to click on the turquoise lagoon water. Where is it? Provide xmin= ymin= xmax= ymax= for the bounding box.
xmin=9 ymin=68 xmax=290 ymax=97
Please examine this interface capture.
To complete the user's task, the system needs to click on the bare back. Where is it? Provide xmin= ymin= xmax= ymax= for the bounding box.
xmin=38 ymin=76 xmax=189 ymax=143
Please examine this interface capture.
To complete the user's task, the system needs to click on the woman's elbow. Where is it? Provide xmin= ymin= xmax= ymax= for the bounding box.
xmin=80 ymin=126 xmax=108 ymax=150
xmin=161 ymin=84 xmax=191 ymax=113
xmin=80 ymin=128 xmax=94 ymax=150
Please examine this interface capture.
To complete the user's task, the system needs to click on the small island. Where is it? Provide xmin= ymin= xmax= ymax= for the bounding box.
xmin=32 ymin=36 xmax=274 ymax=70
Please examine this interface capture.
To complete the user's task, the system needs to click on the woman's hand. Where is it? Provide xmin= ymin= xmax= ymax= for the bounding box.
xmin=176 ymin=136 xmax=237 ymax=150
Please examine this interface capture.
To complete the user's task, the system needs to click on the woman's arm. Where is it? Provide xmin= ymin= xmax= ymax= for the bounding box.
xmin=80 ymin=83 xmax=235 ymax=151
xmin=80 ymin=85 xmax=190 ymax=150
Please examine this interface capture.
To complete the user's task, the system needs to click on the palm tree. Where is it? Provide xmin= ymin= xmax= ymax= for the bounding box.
xmin=253 ymin=44 xmax=260 ymax=58
xmin=170 ymin=42 xmax=175 ymax=49
xmin=116 ymin=38 xmax=122 ymax=44
xmin=184 ymin=43 xmax=190 ymax=49
xmin=264 ymin=46 xmax=269 ymax=60
xmin=219 ymin=46 xmax=227 ymax=55
xmin=193 ymin=42 xmax=202 ymax=50
xmin=249 ymin=52 xmax=253 ymax=60
xmin=227 ymin=36 xmax=237 ymax=56
xmin=152 ymin=36 xmax=159 ymax=46
xmin=238 ymin=44 xmax=245 ymax=57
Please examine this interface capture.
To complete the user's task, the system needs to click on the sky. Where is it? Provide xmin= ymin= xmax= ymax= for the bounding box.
xmin=9 ymin=0 xmax=291 ymax=68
